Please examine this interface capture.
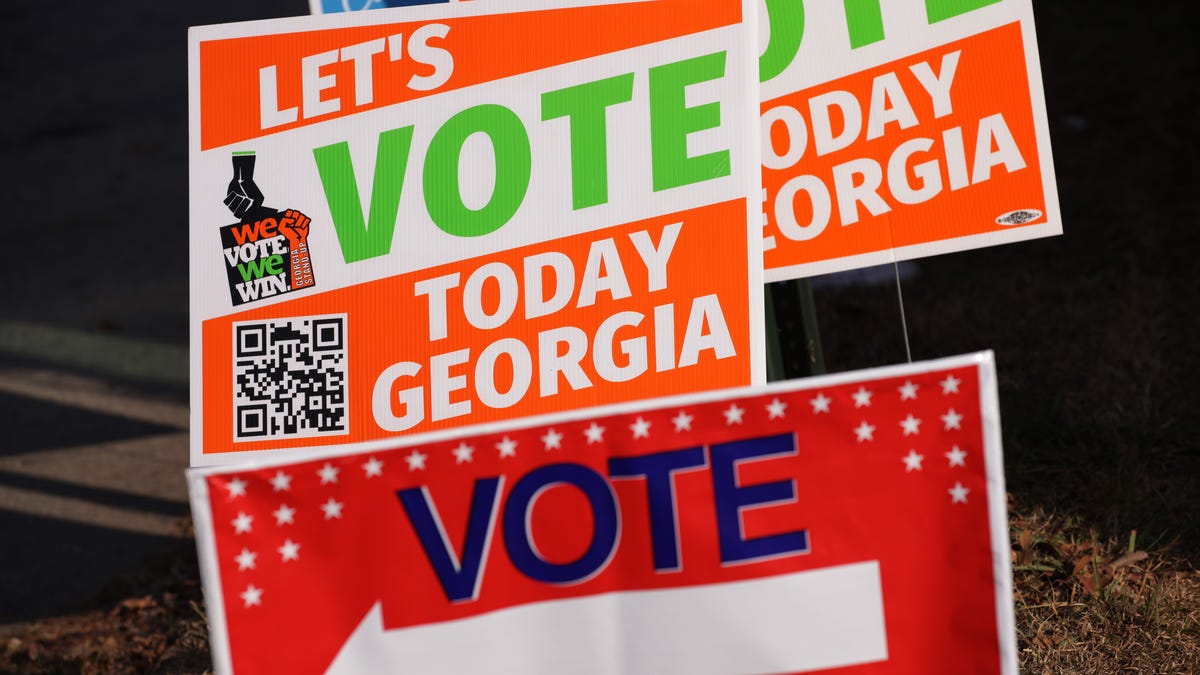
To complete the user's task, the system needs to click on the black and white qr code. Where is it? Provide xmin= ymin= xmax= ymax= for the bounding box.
xmin=233 ymin=315 xmax=348 ymax=442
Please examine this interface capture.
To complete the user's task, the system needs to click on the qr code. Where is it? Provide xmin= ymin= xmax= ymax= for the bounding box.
xmin=233 ymin=315 xmax=349 ymax=442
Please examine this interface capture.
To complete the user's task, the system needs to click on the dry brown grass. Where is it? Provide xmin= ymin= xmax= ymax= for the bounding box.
xmin=1011 ymin=506 xmax=1200 ymax=673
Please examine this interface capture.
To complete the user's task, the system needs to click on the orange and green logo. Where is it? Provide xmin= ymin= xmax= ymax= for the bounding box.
xmin=219 ymin=152 xmax=317 ymax=305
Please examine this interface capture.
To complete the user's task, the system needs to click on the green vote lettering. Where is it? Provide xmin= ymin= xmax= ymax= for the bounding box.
xmin=844 ymin=0 xmax=885 ymax=48
xmin=541 ymin=73 xmax=635 ymax=210
xmin=313 ymin=126 xmax=414 ymax=264
xmin=760 ymin=0 xmax=804 ymax=82
xmin=757 ymin=0 xmax=1002 ymax=77
xmin=424 ymin=104 xmax=531 ymax=238
xmin=313 ymin=49 xmax=750 ymax=262
xmin=845 ymin=0 xmax=1001 ymax=46
xmin=649 ymin=51 xmax=730 ymax=192
xmin=926 ymin=0 xmax=1002 ymax=23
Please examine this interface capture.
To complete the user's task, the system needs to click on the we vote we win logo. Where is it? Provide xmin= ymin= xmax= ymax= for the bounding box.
xmin=219 ymin=153 xmax=317 ymax=306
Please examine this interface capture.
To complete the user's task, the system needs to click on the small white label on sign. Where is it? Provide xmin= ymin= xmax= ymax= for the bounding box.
xmin=995 ymin=209 xmax=1044 ymax=226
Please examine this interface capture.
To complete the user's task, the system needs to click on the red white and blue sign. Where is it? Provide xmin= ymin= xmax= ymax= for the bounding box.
xmin=188 ymin=352 xmax=1015 ymax=674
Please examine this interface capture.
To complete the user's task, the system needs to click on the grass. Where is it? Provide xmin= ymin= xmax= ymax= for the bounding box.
xmin=1011 ymin=506 xmax=1200 ymax=672
xmin=800 ymin=232 xmax=1200 ymax=670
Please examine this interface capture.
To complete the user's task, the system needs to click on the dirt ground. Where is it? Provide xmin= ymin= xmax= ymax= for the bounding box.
xmin=1 ymin=0 xmax=1198 ymax=673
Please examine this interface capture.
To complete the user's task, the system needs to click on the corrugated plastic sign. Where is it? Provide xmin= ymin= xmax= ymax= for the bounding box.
xmin=188 ymin=0 xmax=764 ymax=466
xmin=189 ymin=352 xmax=1015 ymax=674
xmin=758 ymin=0 xmax=1060 ymax=280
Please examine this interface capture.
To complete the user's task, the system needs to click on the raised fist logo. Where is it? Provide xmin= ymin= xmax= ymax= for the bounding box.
xmin=279 ymin=209 xmax=311 ymax=248
xmin=224 ymin=153 xmax=267 ymax=219
xmin=218 ymin=152 xmax=317 ymax=303
xmin=279 ymin=210 xmax=315 ymax=289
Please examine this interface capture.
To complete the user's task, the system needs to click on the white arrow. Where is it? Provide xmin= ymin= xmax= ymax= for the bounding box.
xmin=325 ymin=561 xmax=888 ymax=674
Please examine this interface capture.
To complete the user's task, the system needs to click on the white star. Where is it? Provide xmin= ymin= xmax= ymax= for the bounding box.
xmin=235 ymin=548 xmax=257 ymax=571
xmin=584 ymin=422 xmax=605 ymax=444
xmin=226 ymin=477 xmax=247 ymax=499
xmin=362 ymin=457 xmax=384 ymax=477
xmin=541 ymin=428 xmax=564 ymax=450
xmin=941 ymin=374 xmax=962 ymax=394
xmin=496 ymin=437 xmax=518 ymax=458
xmin=945 ymin=445 xmax=968 ymax=467
xmin=317 ymin=463 xmax=340 ymax=485
xmin=452 ymin=442 xmax=475 ymax=464
xmin=766 ymin=398 xmax=788 ymax=419
xmin=241 ymin=584 xmax=263 ymax=608
xmin=900 ymin=414 xmax=922 ymax=436
xmin=270 ymin=471 xmax=292 ymax=492
xmin=273 ymin=503 xmax=296 ymax=525
xmin=232 ymin=512 xmax=253 ymax=534
xmin=941 ymin=408 xmax=964 ymax=430
xmin=898 ymin=380 xmax=919 ymax=401
xmin=902 ymin=450 xmax=925 ymax=472
xmin=948 ymin=482 xmax=970 ymax=504
xmin=809 ymin=392 xmax=831 ymax=414
xmin=852 ymin=387 xmax=873 ymax=408
xmin=630 ymin=417 xmax=652 ymax=439
xmin=854 ymin=421 xmax=875 ymax=442
xmin=278 ymin=539 xmax=300 ymax=562
xmin=405 ymin=449 xmax=428 ymax=471
xmin=321 ymin=498 xmax=344 ymax=519
xmin=672 ymin=410 xmax=694 ymax=431
xmin=723 ymin=403 xmax=745 ymax=425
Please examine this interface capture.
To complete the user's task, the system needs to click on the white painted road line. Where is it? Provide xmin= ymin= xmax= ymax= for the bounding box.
xmin=0 ymin=368 xmax=188 ymax=430
xmin=0 ymin=483 xmax=187 ymax=538
xmin=327 ymin=561 xmax=888 ymax=675
xmin=0 ymin=321 xmax=188 ymax=387
xmin=0 ymin=433 xmax=190 ymax=537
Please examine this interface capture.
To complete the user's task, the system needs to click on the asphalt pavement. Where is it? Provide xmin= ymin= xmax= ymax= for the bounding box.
xmin=0 ymin=0 xmax=307 ymax=629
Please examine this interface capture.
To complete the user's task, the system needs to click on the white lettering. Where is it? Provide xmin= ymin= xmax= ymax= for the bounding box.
xmin=430 ymin=349 xmax=470 ymax=421
xmin=373 ymin=362 xmax=423 ymax=432
xmin=301 ymin=49 xmax=341 ymax=119
xmin=972 ymin=113 xmax=1026 ymax=183
xmin=887 ymin=138 xmax=942 ymax=204
xmin=761 ymin=105 xmax=808 ymax=170
xmin=258 ymin=66 xmax=298 ymax=129
xmin=630 ymin=222 xmax=681 ymax=293
xmin=476 ymin=339 xmax=532 ymax=408
xmin=414 ymin=273 xmax=461 ymax=341
xmin=578 ymin=238 xmax=631 ymax=308
xmin=408 ymin=23 xmax=454 ymax=91
xmin=679 ymin=294 xmax=734 ymax=367
xmin=524 ymin=252 xmax=575 ymax=320
xmin=866 ymin=72 xmax=918 ymax=141
xmin=340 ymin=38 xmax=387 ymax=107
xmin=463 ymin=262 xmax=519 ymax=330
xmin=832 ymin=157 xmax=889 ymax=226
xmin=910 ymin=51 xmax=961 ymax=119
xmin=809 ymin=90 xmax=862 ymax=156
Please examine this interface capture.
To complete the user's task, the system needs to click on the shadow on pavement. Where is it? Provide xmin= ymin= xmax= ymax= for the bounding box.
xmin=0 ymin=392 xmax=178 ymax=458
xmin=0 ymin=471 xmax=186 ymax=519
xmin=0 ymin=510 xmax=182 ymax=625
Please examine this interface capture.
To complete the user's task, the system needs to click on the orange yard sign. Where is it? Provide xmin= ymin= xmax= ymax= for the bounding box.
xmin=203 ymin=203 xmax=752 ymax=455
xmin=188 ymin=0 xmax=764 ymax=465
xmin=197 ymin=2 xmax=739 ymax=151
xmin=757 ymin=0 xmax=1060 ymax=280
